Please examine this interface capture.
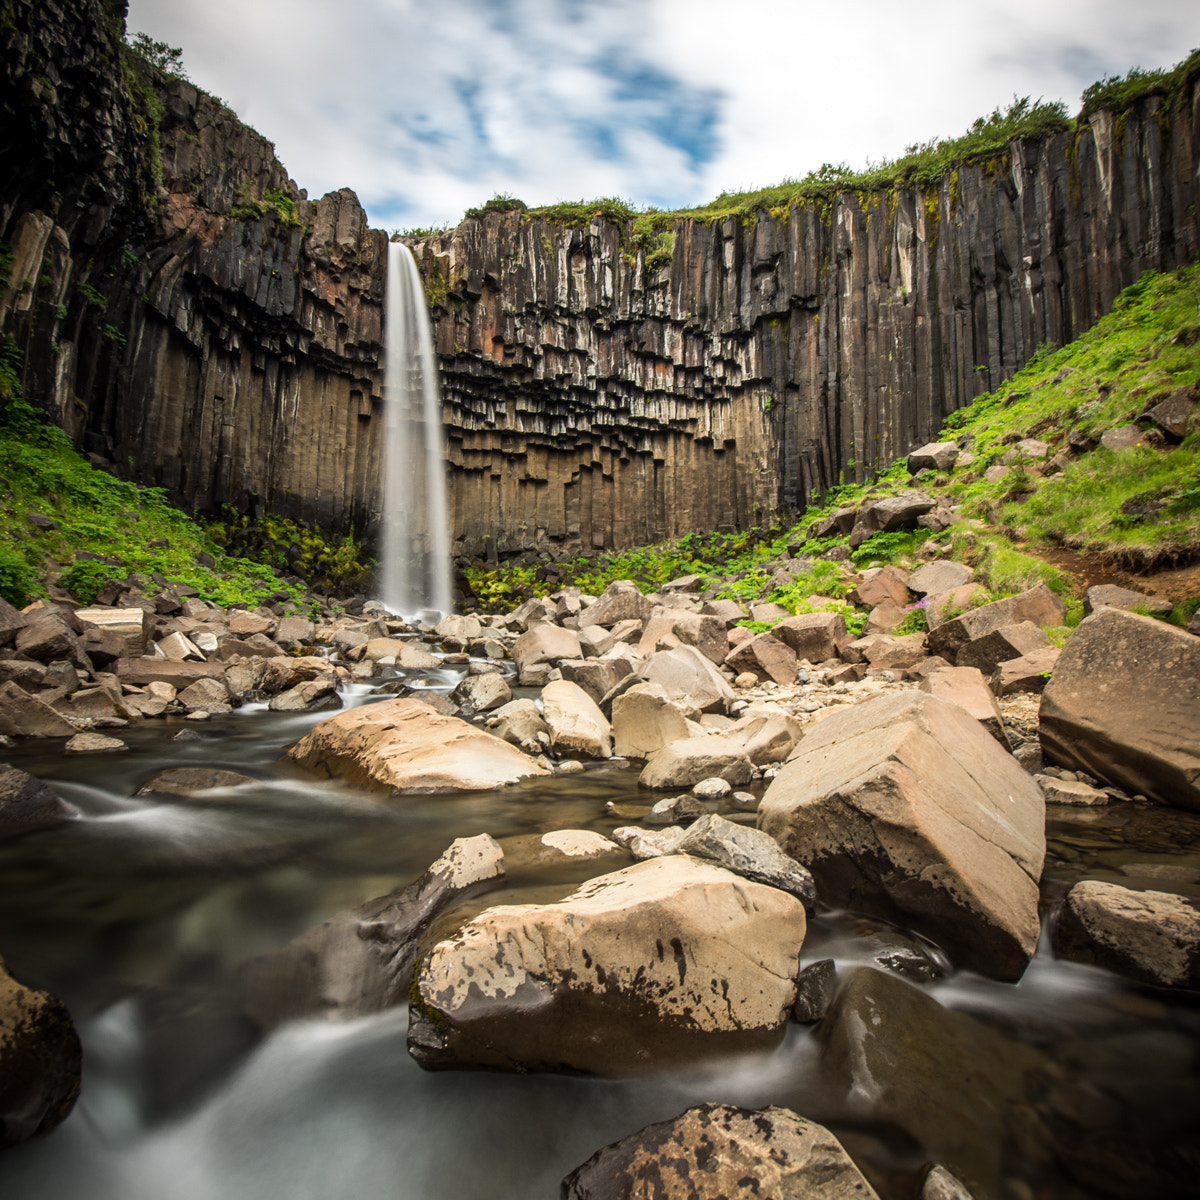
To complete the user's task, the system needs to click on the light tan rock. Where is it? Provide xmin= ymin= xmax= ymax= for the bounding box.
xmin=177 ymin=677 xmax=232 ymax=714
xmin=919 ymin=666 xmax=1007 ymax=743
xmin=722 ymin=711 xmax=804 ymax=764
xmin=409 ymin=856 xmax=806 ymax=1073
xmin=156 ymin=631 xmax=205 ymax=661
xmin=611 ymin=682 xmax=691 ymax=759
xmin=541 ymin=679 xmax=612 ymax=759
xmin=512 ymin=624 xmax=581 ymax=678
xmin=928 ymin=584 xmax=1066 ymax=662
xmin=639 ymin=645 xmax=736 ymax=717
xmin=486 ymin=698 xmax=551 ymax=755
xmin=773 ymin=611 xmax=847 ymax=663
xmin=453 ymin=672 xmax=512 ymax=712
xmin=1039 ymin=607 xmax=1200 ymax=811
xmin=562 ymin=1104 xmax=880 ymax=1200
xmin=759 ymin=691 xmax=1045 ymax=980
xmin=287 ymin=697 xmax=551 ymax=792
xmin=576 ymin=580 xmax=654 ymax=629
xmin=639 ymin=735 xmax=755 ymax=790
xmin=76 ymin=605 xmax=146 ymax=656
xmin=64 ymin=732 xmax=128 ymax=752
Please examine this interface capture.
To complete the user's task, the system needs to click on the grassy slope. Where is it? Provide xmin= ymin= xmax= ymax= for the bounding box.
xmin=463 ymin=265 xmax=1200 ymax=629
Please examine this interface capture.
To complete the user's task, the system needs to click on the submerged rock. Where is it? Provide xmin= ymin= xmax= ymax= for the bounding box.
xmin=562 ymin=1103 xmax=880 ymax=1199
xmin=286 ymin=697 xmax=551 ymax=792
xmin=408 ymin=856 xmax=805 ymax=1074
xmin=758 ymin=691 xmax=1045 ymax=981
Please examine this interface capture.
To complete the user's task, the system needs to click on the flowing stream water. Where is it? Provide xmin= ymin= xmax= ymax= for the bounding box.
xmin=1 ymin=655 xmax=1199 ymax=1199
xmin=380 ymin=241 xmax=451 ymax=620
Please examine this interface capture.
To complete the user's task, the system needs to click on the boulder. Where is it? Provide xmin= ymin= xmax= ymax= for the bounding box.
xmin=723 ymin=631 xmax=798 ymax=685
xmin=64 ymin=732 xmax=128 ymax=752
xmin=505 ymin=597 xmax=556 ymax=631
xmin=611 ymin=825 xmax=687 ymax=859
xmin=267 ymin=678 xmax=342 ymax=712
xmin=639 ymin=736 xmax=755 ymax=790
xmin=1036 ymin=775 xmax=1108 ymax=805
xmin=1145 ymin=388 xmax=1196 ymax=440
xmin=988 ymin=646 xmax=1060 ymax=696
xmin=1100 ymin=424 xmax=1151 ymax=452
xmin=722 ymin=711 xmax=803 ymax=764
xmin=177 ymin=677 xmax=232 ymax=714
xmin=577 ymin=581 xmax=654 ymax=629
xmin=1051 ymin=880 xmax=1200 ymax=987
xmin=156 ymin=631 xmax=205 ymax=661
xmin=486 ymin=698 xmax=551 ymax=755
xmin=922 ymin=1166 xmax=977 ymax=1200
xmin=1000 ymin=437 xmax=1051 ymax=463
xmin=408 ymin=856 xmax=805 ymax=1073
xmin=75 ymin=606 xmax=145 ymax=656
xmin=907 ymin=560 xmax=974 ymax=597
xmin=908 ymin=441 xmax=959 ymax=472
xmin=562 ymin=1103 xmax=879 ymax=1200
xmin=0 ymin=959 xmax=82 ymax=1147
xmin=137 ymin=768 xmax=257 ymax=798
xmin=512 ymin=624 xmax=581 ymax=678
xmin=541 ymin=679 xmax=612 ymax=759
xmin=394 ymin=642 xmax=442 ymax=669
xmin=0 ymin=764 xmax=77 ymax=840
xmin=919 ymin=666 xmax=1007 ymax=743
xmin=15 ymin=614 xmax=88 ymax=670
xmin=228 ymin=611 xmax=275 ymax=637
xmin=792 ymin=959 xmax=837 ymax=1023
xmin=239 ymin=834 xmax=505 ymax=1026
xmin=578 ymin=626 xmax=615 ymax=657
xmin=772 ymin=611 xmax=846 ymax=663
xmin=273 ymin=616 xmax=315 ymax=648
xmin=842 ymin=632 xmax=928 ymax=670
xmin=928 ymin=584 xmax=1066 ymax=662
xmin=676 ymin=814 xmax=816 ymax=907
xmin=115 ymin=657 xmax=226 ymax=688
xmin=286 ymin=697 xmax=551 ymax=792
xmin=0 ymin=596 xmax=29 ymax=645
xmin=558 ymin=658 xmax=629 ymax=707
xmin=955 ymin=620 xmax=1051 ymax=675
xmin=663 ymin=612 xmax=728 ymax=665
xmin=452 ymin=672 xmax=512 ymax=712
xmin=700 ymin=598 xmax=749 ymax=627
xmin=611 ymin=682 xmax=691 ymax=759
xmin=855 ymin=490 xmax=937 ymax=538
xmin=52 ymin=685 xmax=133 ymax=723
xmin=639 ymin=646 xmax=736 ymax=717
xmin=0 ymin=681 xmax=76 ymax=737
xmin=819 ymin=968 xmax=1047 ymax=1194
xmin=1039 ymin=607 xmax=1200 ymax=810
xmin=758 ymin=692 xmax=1045 ymax=980
xmin=849 ymin=565 xmax=910 ymax=609
xmin=923 ymin=584 xmax=987 ymax=631
xmin=434 ymin=614 xmax=482 ymax=642
xmin=1083 ymin=584 xmax=1172 ymax=617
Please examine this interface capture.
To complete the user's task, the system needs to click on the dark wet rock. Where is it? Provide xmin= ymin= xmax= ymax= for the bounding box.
xmin=791 ymin=959 xmax=838 ymax=1023
xmin=562 ymin=1102 xmax=880 ymax=1200
xmin=1052 ymin=880 xmax=1200 ymax=987
xmin=0 ymin=598 xmax=29 ymax=646
xmin=677 ymin=814 xmax=817 ymax=908
xmin=136 ymin=768 xmax=258 ymax=798
xmin=0 ymin=763 xmax=77 ymax=840
xmin=759 ymin=692 xmax=1045 ymax=981
xmin=819 ymin=968 xmax=1048 ymax=1196
xmin=408 ymin=857 xmax=805 ymax=1074
xmin=238 ymin=834 xmax=505 ymax=1026
xmin=1040 ymin=607 xmax=1200 ymax=811
xmin=0 ymin=957 xmax=82 ymax=1147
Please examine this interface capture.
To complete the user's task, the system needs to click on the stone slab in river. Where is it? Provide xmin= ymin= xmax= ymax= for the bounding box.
xmin=286 ymin=697 xmax=551 ymax=792
xmin=1051 ymin=880 xmax=1200 ymax=987
xmin=758 ymin=691 xmax=1045 ymax=980
xmin=409 ymin=856 xmax=805 ymax=1074
xmin=0 ymin=763 xmax=77 ymax=840
xmin=562 ymin=1102 xmax=880 ymax=1199
xmin=1039 ymin=607 xmax=1200 ymax=810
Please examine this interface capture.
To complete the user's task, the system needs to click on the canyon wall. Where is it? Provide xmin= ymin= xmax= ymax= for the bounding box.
xmin=2 ymin=0 xmax=1199 ymax=559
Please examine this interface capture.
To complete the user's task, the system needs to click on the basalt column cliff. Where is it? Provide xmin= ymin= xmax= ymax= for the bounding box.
xmin=2 ymin=0 xmax=1198 ymax=557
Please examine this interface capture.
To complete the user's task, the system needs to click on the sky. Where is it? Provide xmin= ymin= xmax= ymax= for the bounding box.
xmin=126 ymin=0 xmax=1200 ymax=233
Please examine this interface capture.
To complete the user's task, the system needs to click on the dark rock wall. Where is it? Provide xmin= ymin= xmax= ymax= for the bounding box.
xmin=2 ymin=0 xmax=1198 ymax=556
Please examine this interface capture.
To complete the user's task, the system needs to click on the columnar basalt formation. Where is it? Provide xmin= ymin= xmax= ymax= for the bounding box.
xmin=2 ymin=0 xmax=1198 ymax=557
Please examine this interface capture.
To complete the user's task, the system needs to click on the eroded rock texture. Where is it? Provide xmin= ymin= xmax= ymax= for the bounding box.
xmin=2 ymin=1 xmax=1198 ymax=555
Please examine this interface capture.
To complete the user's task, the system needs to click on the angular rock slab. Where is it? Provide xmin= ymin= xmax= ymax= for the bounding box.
xmin=0 ymin=958 xmax=82 ymax=1147
xmin=562 ymin=1103 xmax=880 ymax=1200
xmin=758 ymin=692 xmax=1045 ymax=980
xmin=639 ymin=736 xmax=755 ymax=790
xmin=542 ymin=679 xmax=612 ymax=759
xmin=676 ymin=814 xmax=816 ymax=908
xmin=409 ymin=856 xmax=806 ymax=1074
xmin=286 ymin=697 xmax=551 ymax=792
xmin=1040 ymin=607 xmax=1200 ymax=810
xmin=1052 ymin=880 xmax=1200 ymax=987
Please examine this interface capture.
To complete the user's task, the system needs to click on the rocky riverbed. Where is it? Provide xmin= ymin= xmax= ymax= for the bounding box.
xmin=1 ymin=558 xmax=1199 ymax=1199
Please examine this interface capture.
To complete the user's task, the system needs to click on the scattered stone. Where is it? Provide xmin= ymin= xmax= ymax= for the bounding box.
xmin=759 ymin=692 xmax=1045 ymax=981
xmin=791 ymin=959 xmax=837 ymax=1023
xmin=137 ymin=768 xmax=257 ymax=798
xmin=691 ymin=777 xmax=731 ymax=800
xmin=730 ymin=791 xmax=758 ymax=811
xmin=1052 ymin=880 xmax=1200 ymax=987
xmin=907 ymin=559 xmax=974 ymax=597
xmin=1036 ymin=775 xmax=1109 ymax=805
xmin=286 ymin=697 xmax=551 ymax=792
xmin=1083 ymin=584 xmax=1172 ymax=617
xmin=908 ymin=441 xmax=959 ymax=473
xmin=561 ymin=1103 xmax=880 ymax=1200
xmin=408 ymin=856 xmax=806 ymax=1073
xmin=0 ymin=959 xmax=82 ymax=1146
xmin=452 ymin=672 xmax=512 ymax=712
xmin=0 ymin=764 xmax=77 ymax=840
xmin=677 ymin=813 xmax=817 ymax=907
xmin=64 ymin=731 xmax=127 ymax=752
xmin=1040 ymin=607 xmax=1200 ymax=811
xmin=610 ymin=825 xmax=687 ymax=859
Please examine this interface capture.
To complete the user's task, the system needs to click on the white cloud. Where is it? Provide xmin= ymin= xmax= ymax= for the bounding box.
xmin=126 ymin=0 xmax=1200 ymax=229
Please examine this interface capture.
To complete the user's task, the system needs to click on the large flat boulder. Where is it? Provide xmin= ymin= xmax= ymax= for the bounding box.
xmin=758 ymin=691 xmax=1045 ymax=980
xmin=408 ymin=856 xmax=805 ymax=1073
xmin=1051 ymin=880 xmax=1200 ymax=987
xmin=1039 ymin=607 xmax=1200 ymax=810
xmin=562 ymin=1103 xmax=879 ymax=1200
xmin=286 ymin=697 xmax=551 ymax=792
xmin=0 ymin=959 xmax=81 ymax=1147
xmin=115 ymin=657 xmax=226 ymax=687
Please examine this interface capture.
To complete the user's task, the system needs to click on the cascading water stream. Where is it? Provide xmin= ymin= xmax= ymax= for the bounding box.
xmin=380 ymin=241 xmax=451 ymax=619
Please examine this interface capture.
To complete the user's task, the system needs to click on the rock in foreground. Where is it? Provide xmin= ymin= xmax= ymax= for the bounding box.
xmin=285 ymin=697 xmax=551 ymax=792
xmin=1039 ymin=607 xmax=1200 ymax=811
xmin=562 ymin=1102 xmax=880 ymax=1199
xmin=408 ymin=856 xmax=805 ymax=1074
xmin=758 ymin=692 xmax=1045 ymax=980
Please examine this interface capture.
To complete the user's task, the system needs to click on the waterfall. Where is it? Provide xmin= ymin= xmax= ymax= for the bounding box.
xmin=380 ymin=241 xmax=452 ymax=619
